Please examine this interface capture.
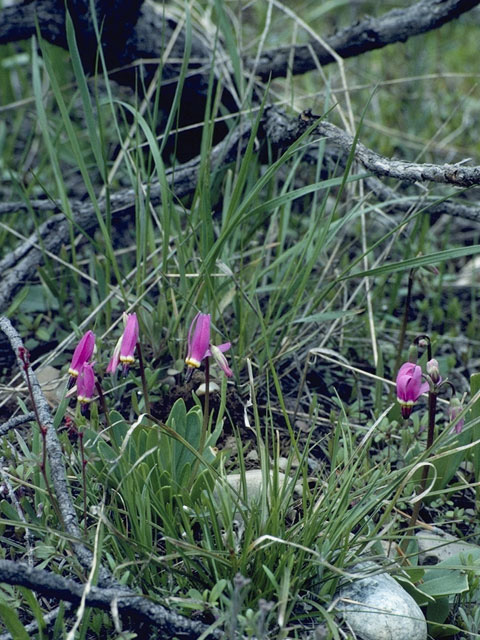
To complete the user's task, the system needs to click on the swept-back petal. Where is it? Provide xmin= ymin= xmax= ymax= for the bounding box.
xmin=69 ymin=330 xmax=95 ymax=377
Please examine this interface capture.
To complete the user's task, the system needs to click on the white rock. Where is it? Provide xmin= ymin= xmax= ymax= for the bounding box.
xmin=196 ymin=381 xmax=220 ymax=395
xmin=417 ymin=528 xmax=480 ymax=564
xmin=214 ymin=469 xmax=302 ymax=524
xmin=336 ymin=563 xmax=427 ymax=640
xmin=223 ymin=469 xmax=291 ymax=503
xmin=36 ymin=366 xmax=64 ymax=406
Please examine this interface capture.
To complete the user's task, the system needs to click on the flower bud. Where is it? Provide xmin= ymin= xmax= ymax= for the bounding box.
xmin=426 ymin=358 xmax=441 ymax=384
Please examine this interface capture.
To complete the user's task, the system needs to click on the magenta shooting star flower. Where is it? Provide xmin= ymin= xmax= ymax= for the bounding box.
xmin=120 ymin=313 xmax=139 ymax=369
xmin=185 ymin=312 xmax=233 ymax=378
xmin=107 ymin=313 xmax=139 ymax=374
xmin=396 ymin=362 xmax=429 ymax=419
xmin=68 ymin=330 xmax=95 ymax=379
xmin=76 ymin=362 xmax=95 ymax=413
xmin=185 ymin=313 xmax=211 ymax=369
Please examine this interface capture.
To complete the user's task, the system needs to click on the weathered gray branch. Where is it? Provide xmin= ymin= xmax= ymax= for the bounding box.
xmin=0 ymin=0 xmax=211 ymax=89
xmin=0 ymin=411 xmax=36 ymax=437
xmin=249 ymin=0 xmax=480 ymax=79
xmin=2 ymin=107 xmax=480 ymax=311
xmin=0 ymin=559 xmax=219 ymax=638
xmin=314 ymin=118 xmax=480 ymax=187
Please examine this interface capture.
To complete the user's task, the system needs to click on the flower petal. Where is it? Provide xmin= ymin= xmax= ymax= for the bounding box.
xmin=186 ymin=313 xmax=211 ymax=368
xmin=69 ymin=330 xmax=95 ymax=377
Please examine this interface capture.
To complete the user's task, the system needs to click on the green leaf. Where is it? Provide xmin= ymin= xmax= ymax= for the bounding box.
xmin=426 ymin=596 xmax=450 ymax=626
xmin=18 ymin=587 xmax=46 ymax=636
xmin=0 ymin=603 xmax=30 ymax=640
xmin=469 ymin=372 xmax=480 ymax=481
xmin=5 ymin=286 xmax=30 ymax=317
xmin=419 ymin=569 xmax=469 ymax=597
xmin=340 ymin=244 xmax=480 ymax=281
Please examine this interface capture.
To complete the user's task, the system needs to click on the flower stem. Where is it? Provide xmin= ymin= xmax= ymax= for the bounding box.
xmin=199 ymin=357 xmax=210 ymax=458
xmin=79 ymin=429 xmax=88 ymax=536
xmin=408 ymin=390 xmax=437 ymax=531
xmin=190 ymin=358 xmax=210 ymax=489
xmin=136 ymin=341 xmax=151 ymax=415
xmin=95 ymin=380 xmax=110 ymax=427
xmin=394 ymin=269 xmax=415 ymax=376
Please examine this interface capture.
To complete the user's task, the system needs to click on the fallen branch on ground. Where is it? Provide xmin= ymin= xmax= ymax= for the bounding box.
xmin=0 ymin=558 xmax=220 ymax=638
xmin=0 ymin=411 xmax=36 ymax=437
xmin=1 ymin=106 xmax=480 ymax=311
xmin=1 ymin=0 xmax=478 ymax=83
xmin=249 ymin=0 xmax=480 ymax=79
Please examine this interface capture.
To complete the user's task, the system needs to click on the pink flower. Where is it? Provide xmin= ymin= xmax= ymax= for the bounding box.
xmin=120 ymin=313 xmax=139 ymax=366
xmin=68 ymin=331 xmax=95 ymax=378
xmin=77 ymin=362 xmax=95 ymax=410
xmin=106 ymin=335 xmax=122 ymax=374
xmin=185 ymin=313 xmax=211 ymax=369
xmin=396 ymin=362 xmax=429 ymax=419
xmin=185 ymin=313 xmax=233 ymax=377
xmin=107 ymin=313 xmax=139 ymax=374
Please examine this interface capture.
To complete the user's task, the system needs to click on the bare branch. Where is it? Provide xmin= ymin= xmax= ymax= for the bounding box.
xmin=1 ymin=108 xmax=479 ymax=311
xmin=0 ymin=457 xmax=35 ymax=566
xmin=0 ymin=200 xmax=64 ymax=217
xmin=0 ymin=559 xmax=219 ymax=638
xmin=364 ymin=173 xmax=480 ymax=222
xmin=0 ymin=317 xmax=89 ymax=550
xmin=0 ymin=0 xmax=210 ymax=86
xmin=314 ymin=117 xmax=480 ymax=187
xmin=0 ymin=412 xmax=36 ymax=437
xmin=249 ymin=0 xmax=480 ymax=80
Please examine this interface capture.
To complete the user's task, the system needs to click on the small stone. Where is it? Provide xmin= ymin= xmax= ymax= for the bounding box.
xmin=196 ymin=381 xmax=220 ymax=395
xmin=215 ymin=469 xmax=302 ymax=523
xmin=223 ymin=469 xmax=288 ymax=504
xmin=417 ymin=528 xmax=480 ymax=565
xmin=336 ymin=562 xmax=427 ymax=640
xmin=36 ymin=366 xmax=64 ymax=406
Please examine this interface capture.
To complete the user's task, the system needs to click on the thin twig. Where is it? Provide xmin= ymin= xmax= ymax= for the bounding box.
xmin=0 ymin=412 xmax=35 ymax=437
